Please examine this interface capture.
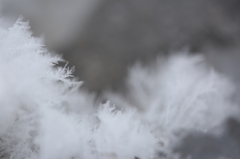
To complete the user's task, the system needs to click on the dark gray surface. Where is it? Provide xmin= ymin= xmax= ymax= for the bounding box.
xmin=174 ymin=118 xmax=240 ymax=159
xmin=59 ymin=0 xmax=240 ymax=92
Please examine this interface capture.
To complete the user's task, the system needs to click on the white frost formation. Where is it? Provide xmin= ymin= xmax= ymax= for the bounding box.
xmin=106 ymin=54 xmax=238 ymax=152
xmin=0 ymin=18 xmax=238 ymax=159
xmin=0 ymin=18 xmax=157 ymax=159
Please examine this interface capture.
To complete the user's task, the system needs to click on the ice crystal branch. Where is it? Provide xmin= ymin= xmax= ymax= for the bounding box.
xmin=0 ymin=18 xmax=157 ymax=159
xmin=106 ymin=54 xmax=239 ymax=154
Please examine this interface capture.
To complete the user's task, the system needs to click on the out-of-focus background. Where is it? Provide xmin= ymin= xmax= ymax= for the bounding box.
xmin=1 ymin=0 xmax=240 ymax=93
xmin=1 ymin=0 xmax=240 ymax=158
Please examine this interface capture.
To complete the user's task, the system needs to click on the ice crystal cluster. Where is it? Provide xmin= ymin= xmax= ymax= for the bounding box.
xmin=0 ymin=18 xmax=238 ymax=159
xmin=106 ymin=54 xmax=239 ymax=154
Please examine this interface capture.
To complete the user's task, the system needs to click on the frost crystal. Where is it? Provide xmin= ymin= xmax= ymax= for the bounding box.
xmin=106 ymin=54 xmax=238 ymax=153
xmin=0 ymin=18 xmax=157 ymax=159
xmin=0 ymin=18 xmax=238 ymax=159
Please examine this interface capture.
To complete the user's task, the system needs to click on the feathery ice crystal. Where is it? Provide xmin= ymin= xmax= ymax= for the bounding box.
xmin=0 ymin=18 xmax=238 ymax=159
xmin=0 ymin=18 xmax=157 ymax=159
xmin=106 ymin=54 xmax=239 ymax=153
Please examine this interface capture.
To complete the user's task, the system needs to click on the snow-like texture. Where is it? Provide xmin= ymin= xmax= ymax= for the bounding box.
xmin=106 ymin=54 xmax=239 ymax=154
xmin=0 ymin=18 xmax=238 ymax=159
xmin=0 ymin=18 xmax=157 ymax=159
xmin=93 ymin=102 xmax=157 ymax=159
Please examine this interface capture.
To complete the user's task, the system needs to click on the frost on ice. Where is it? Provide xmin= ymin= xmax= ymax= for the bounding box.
xmin=0 ymin=18 xmax=238 ymax=159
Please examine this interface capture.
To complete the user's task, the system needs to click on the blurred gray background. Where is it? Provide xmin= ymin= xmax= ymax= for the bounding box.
xmin=1 ymin=0 xmax=240 ymax=158
xmin=1 ymin=0 xmax=240 ymax=93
